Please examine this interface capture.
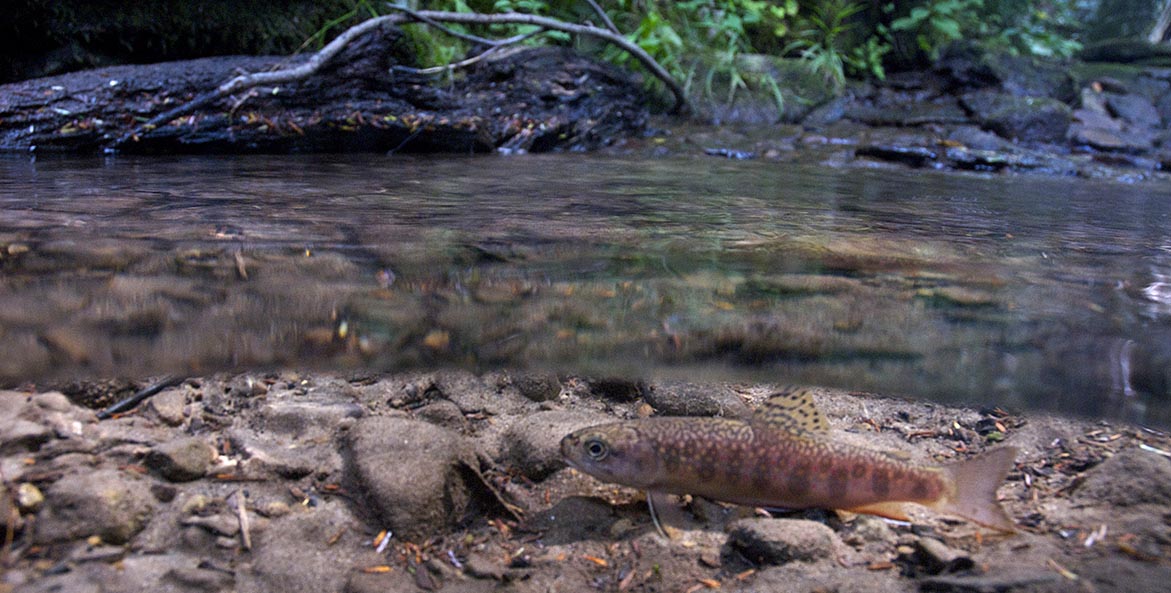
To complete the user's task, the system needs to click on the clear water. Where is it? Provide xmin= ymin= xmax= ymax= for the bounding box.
xmin=1 ymin=153 xmax=1169 ymax=425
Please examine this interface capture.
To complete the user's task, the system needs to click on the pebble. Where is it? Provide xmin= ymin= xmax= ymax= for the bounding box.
xmin=726 ymin=518 xmax=838 ymax=564
xmin=145 ymin=436 xmax=216 ymax=482
xmin=511 ymin=372 xmax=562 ymax=402
xmin=148 ymin=388 xmax=188 ymax=426
xmin=35 ymin=469 xmax=156 ymax=544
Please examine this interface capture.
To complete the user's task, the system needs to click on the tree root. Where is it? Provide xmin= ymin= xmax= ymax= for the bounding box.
xmin=106 ymin=9 xmax=687 ymax=152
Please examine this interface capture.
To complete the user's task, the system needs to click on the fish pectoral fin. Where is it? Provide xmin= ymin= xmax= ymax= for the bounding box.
xmin=842 ymin=501 xmax=911 ymax=522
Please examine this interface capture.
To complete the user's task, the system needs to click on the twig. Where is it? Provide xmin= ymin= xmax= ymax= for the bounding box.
xmin=584 ymin=0 xmax=621 ymax=35
xmin=96 ymin=375 xmax=185 ymax=419
xmin=235 ymin=487 xmax=252 ymax=550
xmin=392 ymin=29 xmax=544 ymax=76
xmin=106 ymin=9 xmax=686 ymax=150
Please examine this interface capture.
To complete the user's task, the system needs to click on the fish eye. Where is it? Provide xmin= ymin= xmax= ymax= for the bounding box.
xmin=584 ymin=438 xmax=609 ymax=461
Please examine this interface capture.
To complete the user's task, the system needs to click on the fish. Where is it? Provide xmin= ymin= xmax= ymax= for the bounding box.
xmin=560 ymin=388 xmax=1018 ymax=532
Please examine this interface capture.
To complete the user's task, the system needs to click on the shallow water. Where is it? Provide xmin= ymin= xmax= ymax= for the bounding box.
xmin=1 ymin=153 xmax=1169 ymax=424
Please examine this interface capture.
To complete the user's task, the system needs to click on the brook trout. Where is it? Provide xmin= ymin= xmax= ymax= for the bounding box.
xmin=561 ymin=388 xmax=1017 ymax=532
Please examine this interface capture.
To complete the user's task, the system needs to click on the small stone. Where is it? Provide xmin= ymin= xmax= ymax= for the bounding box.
xmin=464 ymin=552 xmax=505 ymax=580
xmin=726 ymin=518 xmax=838 ymax=565
xmin=643 ymin=381 xmax=750 ymax=418
xmin=16 ymin=483 xmax=44 ymax=511
xmin=181 ymin=514 xmax=240 ymax=537
xmin=512 ymin=373 xmax=561 ymax=402
xmin=588 ymin=377 xmax=646 ymax=401
xmin=35 ymin=469 xmax=156 ymax=544
xmin=148 ymin=388 xmax=187 ymax=426
xmin=145 ymin=436 xmax=216 ymax=482
xmin=256 ymin=500 xmax=291 ymax=518
xmin=914 ymin=537 xmax=974 ymax=574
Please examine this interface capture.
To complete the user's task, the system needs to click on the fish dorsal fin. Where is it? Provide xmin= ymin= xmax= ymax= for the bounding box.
xmin=753 ymin=388 xmax=829 ymax=434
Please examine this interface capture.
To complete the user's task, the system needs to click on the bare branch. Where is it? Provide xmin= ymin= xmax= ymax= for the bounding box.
xmin=107 ymin=10 xmax=687 ymax=150
xmin=584 ymin=0 xmax=621 ymax=35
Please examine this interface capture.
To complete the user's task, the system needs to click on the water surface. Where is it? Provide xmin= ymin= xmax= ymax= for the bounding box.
xmin=1 ymin=154 xmax=1168 ymax=424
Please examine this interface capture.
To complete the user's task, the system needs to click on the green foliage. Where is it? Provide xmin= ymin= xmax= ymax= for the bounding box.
xmin=890 ymin=0 xmax=1083 ymax=61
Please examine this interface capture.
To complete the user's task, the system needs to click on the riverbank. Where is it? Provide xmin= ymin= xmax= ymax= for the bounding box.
xmin=3 ymin=370 xmax=1169 ymax=592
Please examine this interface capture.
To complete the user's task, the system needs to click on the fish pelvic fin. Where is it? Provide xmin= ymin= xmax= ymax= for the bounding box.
xmin=933 ymin=446 xmax=1019 ymax=533
xmin=844 ymin=501 xmax=910 ymax=522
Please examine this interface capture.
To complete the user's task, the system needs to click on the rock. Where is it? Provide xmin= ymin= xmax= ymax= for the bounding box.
xmin=35 ymin=469 xmax=156 ymax=544
xmin=33 ymin=391 xmax=74 ymax=412
xmin=511 ymin=373 xmax=561 ymax=402
xmin=145 ymin=437 xmax=215 ymax=482
xmin=643 ymin=381 xmax=750 ymax=418
xmin=1075 ymin=447 xmax=1171 ymax=506
xmin=726 ymin=518 xmax=838 ymax=565
xmin=1069 ymin=124 xmax=1153 ymax=153
xmin=345 ymin=417 xmax=481 ymax=540
xmin=960 ymin=91 xmax=1071 ymax=144
xmin=147 ymin=388 xmax=188 ymax=426
xmin=241 ymin=501 xmax=360 ymax=593
xmin=502 ymin=410 xmax=600 ymax=480
xmin=588 ymin=377 xmax=647 ymax=402
xmin=937 ymin=41 xmax=1076 ymax=102
xmin=946 ymin=126 xmax=1014 ymax=151
xmin=522 ymin=496 xmax=616 ymax=545
xmin=164 ymin=565 xmax=236 ymax=591
xmin=855 ymin=144 xmax=939 ymax=167
xmin=1104 ymin=92 xmax=1161 ymax=128
xmin=260 ymin=400 xmax=365 ymax=441
xmin=464 ymin=551 xmax=506 ymax=580
xmin=914 ymin=537 xmax=974 ymax=574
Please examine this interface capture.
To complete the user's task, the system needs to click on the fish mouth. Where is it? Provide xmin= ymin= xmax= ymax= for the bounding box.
xmin=559 ymin=433 xmax=581 ymax=469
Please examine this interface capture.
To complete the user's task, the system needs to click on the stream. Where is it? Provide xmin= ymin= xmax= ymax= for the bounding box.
xmin=1 ymin=153 xmax=1169 ymax=425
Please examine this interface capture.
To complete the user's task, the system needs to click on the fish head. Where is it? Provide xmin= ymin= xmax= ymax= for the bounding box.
xmin=561 ymin=422 xmax=663 ymax=490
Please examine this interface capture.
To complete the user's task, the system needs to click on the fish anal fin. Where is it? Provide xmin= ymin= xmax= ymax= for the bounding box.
xmin=753 ymin=387 xmax=830 ymax=434
xmin=844 ymin=501 xmax=911 ymax=522
xmin=932 ymin=447 xmax=1019 ymax=533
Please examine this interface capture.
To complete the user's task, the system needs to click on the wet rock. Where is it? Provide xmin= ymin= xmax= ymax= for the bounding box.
xmin=1069 ymin=124 xmax=1151 ymax=152
xmin=145 ymin=436 xmax=215 ymax=482
xmin=0 ymin=408 xmax=51 ymax=454
xmin=726 ymin=518 xmax=838 ymax=565
xmin=960 ymin=91 xmax=1071 ymax=144
xmin=938 ymin=41 xmax=1077 ymax=102
xmin=946 ymin=126 xmax=1014 ymax=151
xmin=260 ymin=400 xmax=364 ymax=441
xmin=502 ymin=410 xmax=599 ymax=480
xmin=643 ymin=381 xmax=750 ymax=418
xmin=914 ymin=537 xmax=974 ymax=574
xmin=229 ymin=428 xmax=341 ymax=480
xmin=845 ymin=101 xmax=969 ymax=126
xmin=1105 ymin=92 xmax=1161 ymax=128
xmin=345 ymin=417 xmax=480 ymax=540
xmin=35 ymin=469 xmax=156 ymax=544
xmin=511 ymin=373 xmax=562 ymax=402
xmin=241 ymin=501 xmax=358 ymax=593
xmin=415 ymin=399 xmax=467 ymax=429
xmin=1075 ymin=447 xmax=1171 ymax=506
xmin=855 ymin=144 xmax=939 ymax=167
xmin=587 ymin=377 xmax=647 ymax=402
xmin=147 ymin=388 xmax=187 ymax=426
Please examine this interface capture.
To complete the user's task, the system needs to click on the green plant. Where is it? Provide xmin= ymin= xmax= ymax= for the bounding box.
xmin=786 ymin=1 xmax=879 ymax=87
xmin=890 ymin=0 xmax=1083 ymax=61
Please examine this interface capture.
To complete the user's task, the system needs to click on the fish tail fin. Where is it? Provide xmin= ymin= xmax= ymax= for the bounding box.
xmin=933 ymin=446 xmax=1019 ymax=533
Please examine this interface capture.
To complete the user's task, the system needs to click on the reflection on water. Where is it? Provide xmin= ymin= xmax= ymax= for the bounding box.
xmin=1 ymin=154 xmax=1169 ymax=425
